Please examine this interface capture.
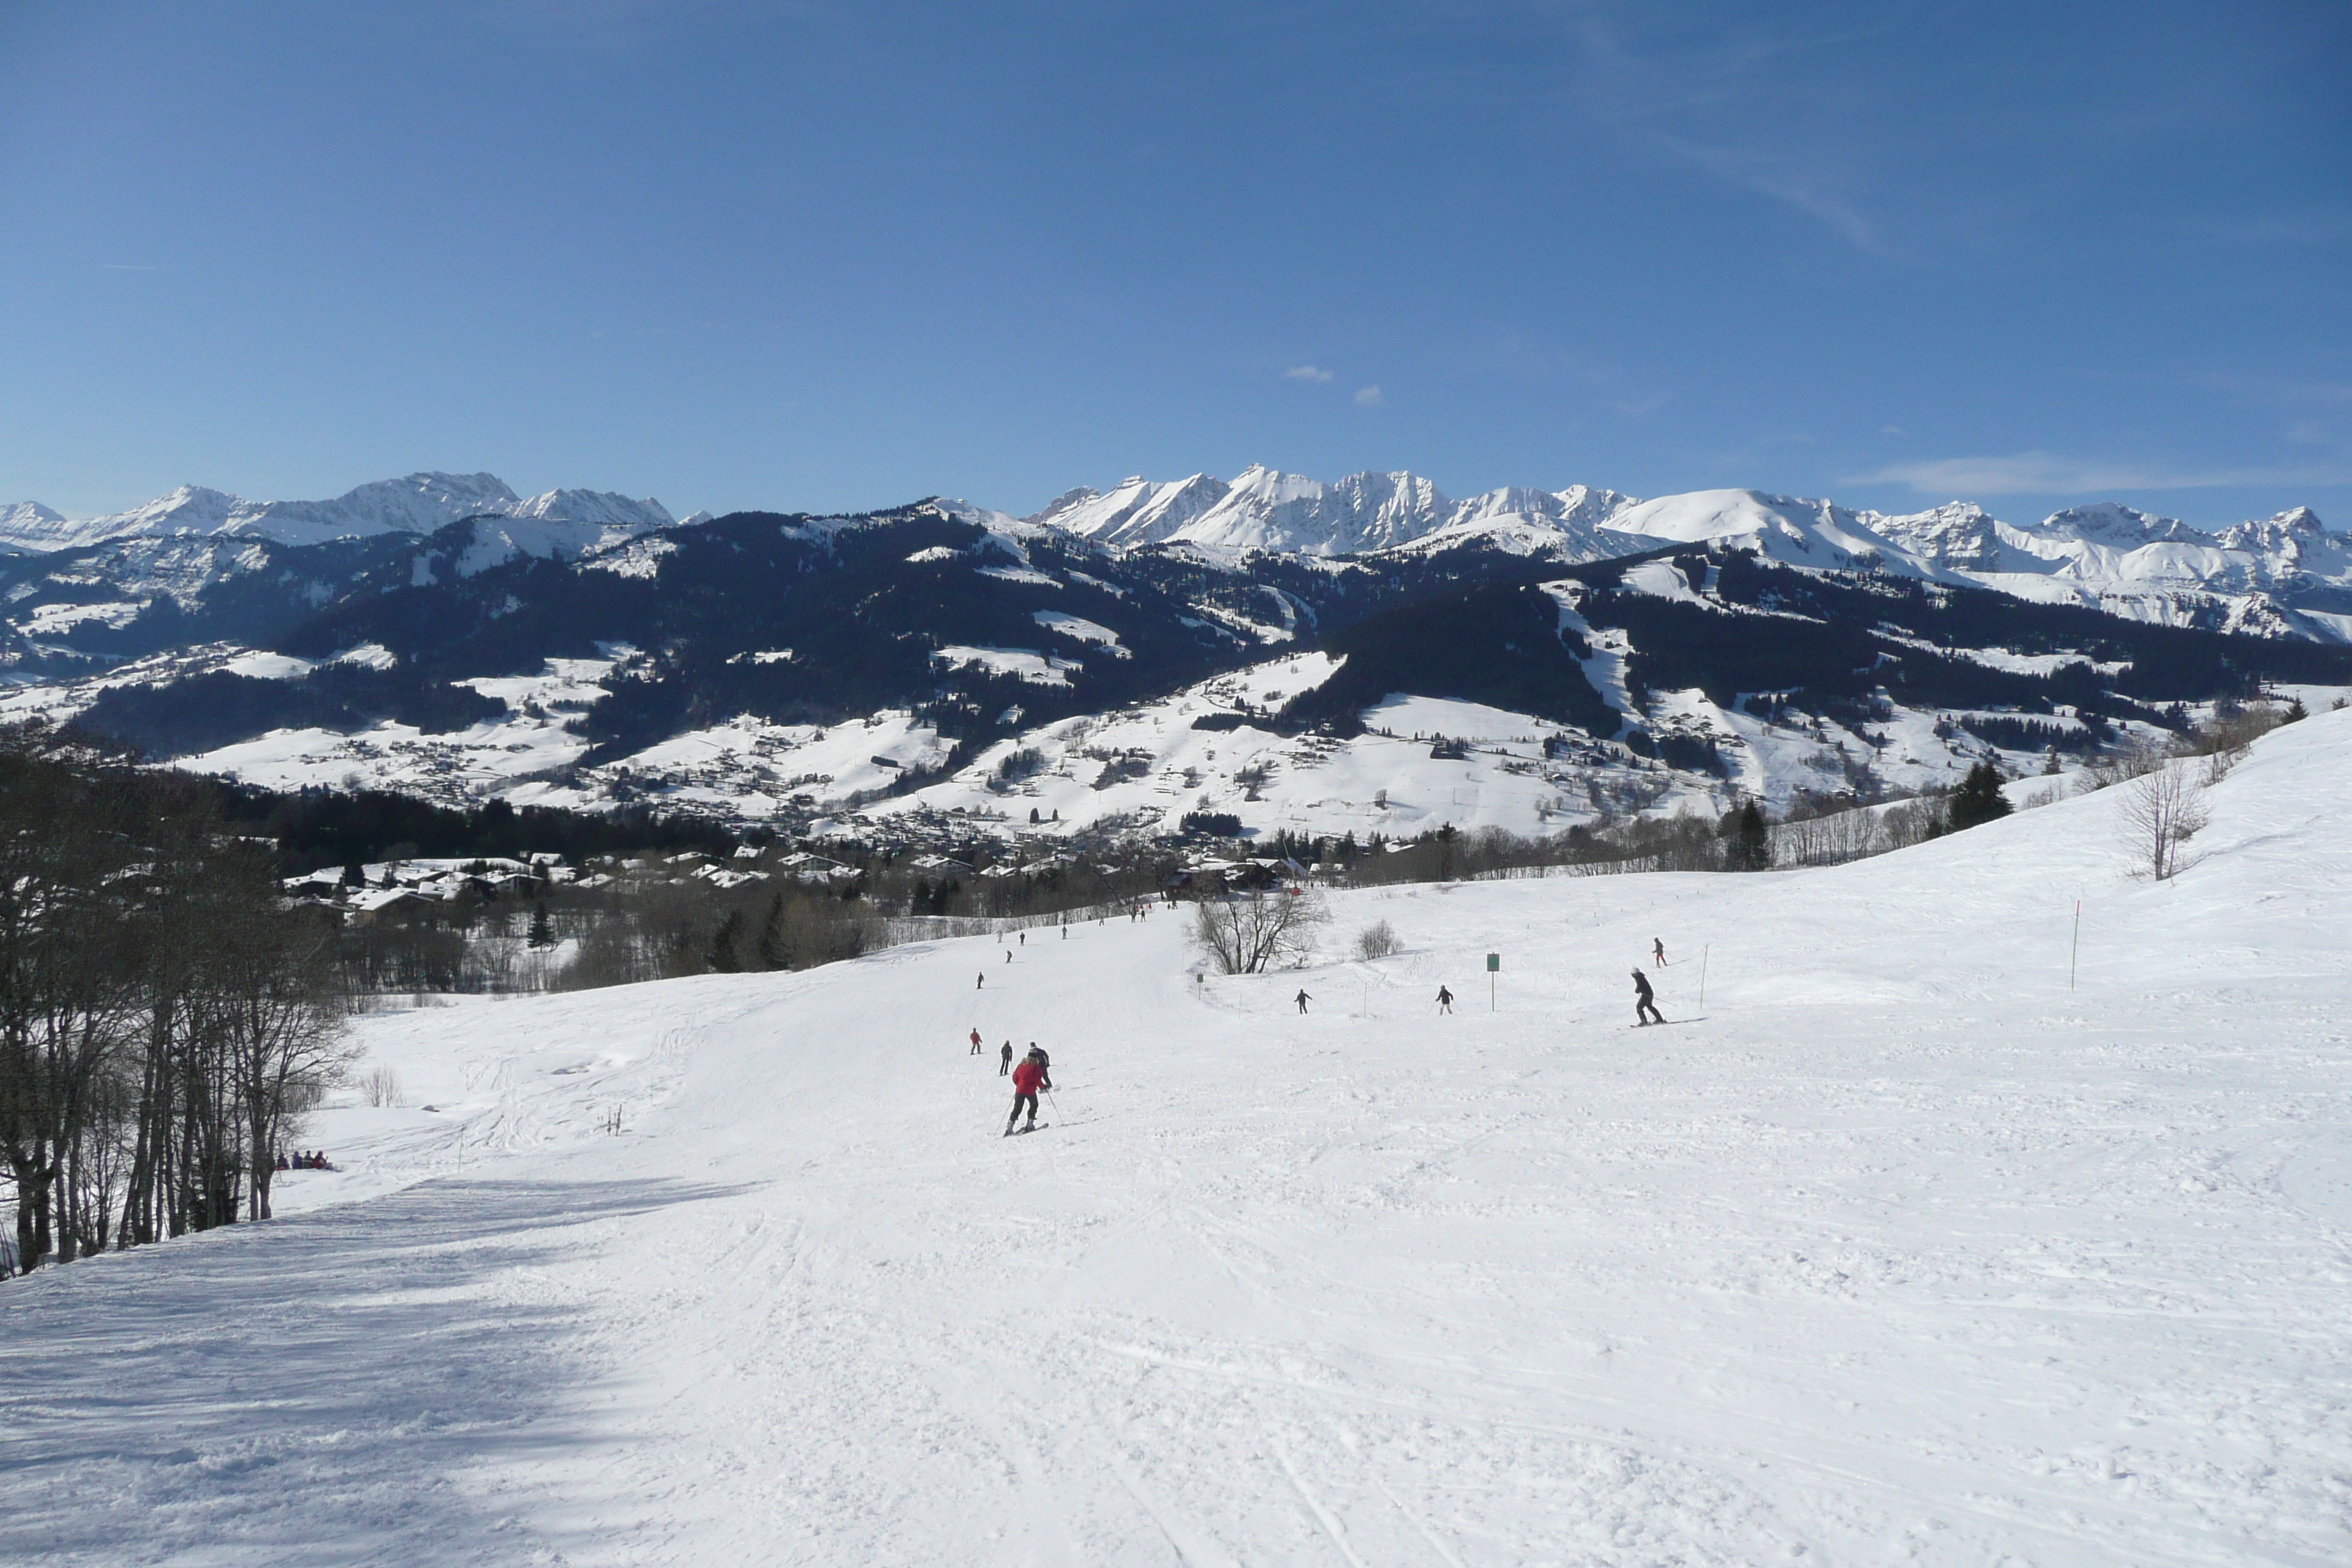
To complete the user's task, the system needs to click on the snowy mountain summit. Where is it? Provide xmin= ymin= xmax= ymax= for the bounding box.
xmin=1020 ymin=466 xmax=2350 ymax=641
xmin=0 ymin=472 xmax=677 ymax=554
xmin=1031 ymin=464 xmax=1646 ymax=560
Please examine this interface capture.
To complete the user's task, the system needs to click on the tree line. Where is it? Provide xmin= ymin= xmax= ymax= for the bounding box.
xmin=1 ymin=724 xmax=350 ymax=1276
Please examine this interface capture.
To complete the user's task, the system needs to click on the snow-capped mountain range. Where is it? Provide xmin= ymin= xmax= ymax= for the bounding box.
xmin=1015 ymin=470 xmax=2351 ymax=641
xmin=1030 ymin=465 xmax=1646 ymax=562
xmin=4 ymin=471 xmax=2349 ymax=845
xmin=1861 ymin=499 xmax=2352 ymax=637
xmin=0 ymin=472 xmax=676 ymax=554
xmin=6 ymin=464 xmax=2345 ymax=641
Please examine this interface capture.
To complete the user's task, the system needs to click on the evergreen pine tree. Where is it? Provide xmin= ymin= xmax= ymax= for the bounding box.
xmin=1725 ymin=799 xmax=1771 ymax=871
xmin=2284 ymin=696 xmax=2309 ymax=723
xmin=341 ymin=862 xmax=366 ymax=889
xmin=1947 ymin=761 xmax=2013 ymax=832
xmin=755 ymin=893 xmax=791 ymax=970
xmin=527 ymin=901 xmax=554 ymax=949
xmin=706 ymin=909 xmax=745 ymax=973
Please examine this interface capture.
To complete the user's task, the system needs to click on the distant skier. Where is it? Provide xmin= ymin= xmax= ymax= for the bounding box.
xmin=1005 ymin=949 xmax=1011 ymax=963
xmin=1652 ymin=938 xmax=1667 ymax=968
xmin=1436 ymin=985 xmax=1454 ymax=1014
xmin=1004 ymin=1046 xmax=1053 ymax=1136
xmin=999 ymin=1041 xmax=1014 ymax=1075
xmin=976 ymin=971 xmax=985 ymax=990
xmin=1632 ymin=968 xmax=1665 ymax=1026
xmin=969 ymin=1028 xmax=983 ymax=1055
xmin=1296 ymin=989 xmax=1311 ymax=1014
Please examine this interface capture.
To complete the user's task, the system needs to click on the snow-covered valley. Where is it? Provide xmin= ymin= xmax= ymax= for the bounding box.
xmin=5 ymin=706 xmax=2348 ymax=1565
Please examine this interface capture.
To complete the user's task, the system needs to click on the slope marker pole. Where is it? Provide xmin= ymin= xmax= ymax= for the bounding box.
xmin=1699 ymin=944 xmax=1709 ymax=1009
xmin=2070 ymin=900 xmax=2080 ymax=992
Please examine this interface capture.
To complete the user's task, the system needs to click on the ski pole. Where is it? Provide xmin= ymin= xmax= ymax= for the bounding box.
xmin=1046 ymin=1088 xmax=1062 ymax=1120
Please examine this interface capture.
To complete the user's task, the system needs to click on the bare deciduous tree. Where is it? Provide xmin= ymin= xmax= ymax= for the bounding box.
xmin=2118 ymin=761 xmax=2211 ymax=881
xmin=1191 ymin=891 xmax=1330 ymax=975
xmin=0 ymin=724 xmax=355 ymax=1271
xmin=359 ymin=1065 xmax=404 ymax=1108
xmin=1353 ymin=919 xmax=1401 ymax=960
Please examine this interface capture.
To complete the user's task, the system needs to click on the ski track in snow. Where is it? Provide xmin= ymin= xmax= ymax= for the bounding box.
xmin=8 ymin=715 xmax=2352 ymax=1564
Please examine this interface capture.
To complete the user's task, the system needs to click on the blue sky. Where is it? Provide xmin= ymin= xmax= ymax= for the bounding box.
xmin=1 ymin=1 xmax=2345 ymax=528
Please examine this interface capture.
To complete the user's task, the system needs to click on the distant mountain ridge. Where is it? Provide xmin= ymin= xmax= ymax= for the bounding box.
xmin=1027 ymin=464 xmax=1646 ymax=559
xmin=1019 ymin=469 xmax=2351 ymax=641
xmin=0 ymin=471 xmax=674 ymax=553
xmin=5 ymin=475 xmax=2348 ymax=853
xmin=1861 ymin=497 xmax=2352 ymax=638
xmin=4 ymin=467 xmax=2346 ymax=660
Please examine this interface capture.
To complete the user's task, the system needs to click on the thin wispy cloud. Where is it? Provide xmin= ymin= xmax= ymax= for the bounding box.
xmin=1656 ymin=136 xmax=1886 ymax=255
xmin=2170 ymin=210 xmax=2352 ymax=248
xmin=1353 ymin=385 xmax=1384 ymax=407
xmin=491 ymin=0 xmax=783 ymax=53
xmin=1283 ymin=365 xmax=1334 ymax=382
xmin=1857 ymin=451 xmax=2352 ymax=495
xmin=2203 ymin=372 xmax=2352 ymax=409
xmin=1554 ymin=10 xmax=1899 ymax=257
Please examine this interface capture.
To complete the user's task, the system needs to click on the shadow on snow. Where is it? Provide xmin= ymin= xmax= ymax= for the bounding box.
xmin=0 ymin=1176 xmax=753 ymax=1564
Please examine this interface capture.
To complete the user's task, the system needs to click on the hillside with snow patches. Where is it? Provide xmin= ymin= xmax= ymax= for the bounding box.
xmin=3 ymin=467 xmax=2350 ymax=843
xmin=6 ymin=465 xmax=2342 ymax=638
xmin=6 ymin=706 xmax=2350 ymax=1564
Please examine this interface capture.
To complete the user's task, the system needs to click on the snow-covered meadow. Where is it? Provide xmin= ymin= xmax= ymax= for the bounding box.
xmin=5 ymin=712 xmax=2351 ymax=1565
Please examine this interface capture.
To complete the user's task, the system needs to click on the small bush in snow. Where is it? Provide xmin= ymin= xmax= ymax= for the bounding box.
xmin=995 ymin=747 xmax=1047 ymax=783
xmin=1354 ymin=919 xmax=1402 ymax=960
xmin=2082 ymin=739 xmax=2168 ymax=792
xmin=360 ymin=1065 xmax=405 ymax=1108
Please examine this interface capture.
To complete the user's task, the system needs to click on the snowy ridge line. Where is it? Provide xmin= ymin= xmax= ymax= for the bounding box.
xmin=886 ymin=896 xmax=1169 ymax=943
xmin=1455 ymin=853 xmax=1702 ymax=883
xmin=1459 ymin=859 xmax=1648 ymax=883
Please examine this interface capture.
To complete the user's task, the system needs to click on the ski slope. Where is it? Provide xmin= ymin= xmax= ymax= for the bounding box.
xmin=7 ymin=715 xmax=2352 ymax=1565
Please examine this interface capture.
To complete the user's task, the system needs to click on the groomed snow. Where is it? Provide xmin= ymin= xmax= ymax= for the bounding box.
xmin=7 ymin=712 xmax=2351 ymax=1564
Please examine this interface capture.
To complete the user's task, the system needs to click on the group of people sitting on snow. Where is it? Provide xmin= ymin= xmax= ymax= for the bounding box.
xmin=276 ymin=1150 xmax=333 ymax=1171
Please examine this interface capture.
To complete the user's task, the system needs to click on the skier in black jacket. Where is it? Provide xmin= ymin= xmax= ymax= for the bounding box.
xmin=1632 ymin=968 xmax=1665 ymax=1025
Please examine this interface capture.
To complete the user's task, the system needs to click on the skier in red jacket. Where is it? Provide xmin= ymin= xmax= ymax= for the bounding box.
xmin=1005 ymin=1047 xmax=1051 ymax=1135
